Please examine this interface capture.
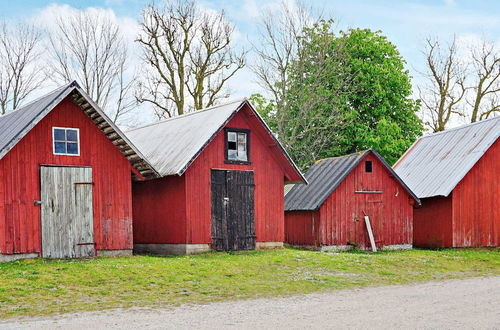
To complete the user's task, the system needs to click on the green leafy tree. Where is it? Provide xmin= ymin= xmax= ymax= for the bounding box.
xmin=258 ymin=25 xmax=423 ymax=169
xmin=335 ymin=28 xmax=423 ymax=164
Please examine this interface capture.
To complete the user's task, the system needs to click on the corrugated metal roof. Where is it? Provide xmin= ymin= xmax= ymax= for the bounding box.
xmin=126 ymin=99 xmax=306 ymax=183
xmin=285 ymin=150 xmax=419 ymax=211
xmin=393 ymin=116 xmax=499 ymax=198
xmin=0 ymin=81 xmax=158 ymax=179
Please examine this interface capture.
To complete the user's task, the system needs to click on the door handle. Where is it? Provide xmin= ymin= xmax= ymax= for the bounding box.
xmin=223 ymin=197 xmax=229 ymax=201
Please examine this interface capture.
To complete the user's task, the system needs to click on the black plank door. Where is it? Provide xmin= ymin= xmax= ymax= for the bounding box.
xmin=211 ymin=170 xmax=255 ymax=251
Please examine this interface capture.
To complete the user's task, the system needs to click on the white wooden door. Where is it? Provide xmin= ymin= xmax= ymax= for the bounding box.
xmin=40 ymin=166 xmax=95 ymax=258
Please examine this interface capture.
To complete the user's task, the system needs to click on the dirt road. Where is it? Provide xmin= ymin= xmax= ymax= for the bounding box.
xmin=2 ymin=276 xmax=499 ymax=329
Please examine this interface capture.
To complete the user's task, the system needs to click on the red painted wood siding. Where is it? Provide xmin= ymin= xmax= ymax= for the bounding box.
xmin=0 ymin=97 xmax=134 ymax=255
xmin=132 ymin=175 xmax=187 ymax=243
xmin=132 ymin=104 xmax=288 ymax=246
xmin=285 ymin=154 xmax=414 ymax=249
xmin=413 ymin=196 xmax=453 ymax=248
xmin=184 ymin=106 xmax=286 ymax=244
xmin=284 ymin=211 xmax=319 ymax=246
xmin=452 ymin=138 xmax=499 ymax=247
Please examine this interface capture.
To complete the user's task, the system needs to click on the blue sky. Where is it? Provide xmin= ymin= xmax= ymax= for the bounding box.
xmin=1 ymin=0 xmax=499 ymax=124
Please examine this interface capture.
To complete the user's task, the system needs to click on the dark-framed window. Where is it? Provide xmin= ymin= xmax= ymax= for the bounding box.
xmin=224 ymin=128 xmax=250 ymax=164
xmin=365 ymin=160 xmax=372 ymax=173
xmin=53 ymin=127 xmax=80 ymax=156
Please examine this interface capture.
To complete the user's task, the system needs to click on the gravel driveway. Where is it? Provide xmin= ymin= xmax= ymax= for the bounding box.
xmin=2 ymin=276 xmax=499 ymax=330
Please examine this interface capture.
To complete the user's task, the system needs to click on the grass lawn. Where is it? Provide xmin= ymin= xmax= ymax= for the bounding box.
xmin=0 ymin=248 xmax=499 ymax=319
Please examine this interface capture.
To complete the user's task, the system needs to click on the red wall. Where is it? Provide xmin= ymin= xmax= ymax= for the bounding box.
xmin=284 ymin=211 xmax=319 ymax=246
xmin=413 ymin=196 xmax=453 ymax=248
xmin=285 ymin=153 xmax=414 ymax=249
xmin=0 ymin=97 xmax=134 ymax=255
xmin=132 ymin=175 xmax=187 ymax=244
xmin=452 ymin=138 xmax=499 ymax=247
xmin=132 ymin=104 xmax=288 ymax=246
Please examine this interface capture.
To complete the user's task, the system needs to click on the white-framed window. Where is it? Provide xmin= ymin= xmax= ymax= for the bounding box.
xmin=52 ymin=127 xmax=80 ymax=156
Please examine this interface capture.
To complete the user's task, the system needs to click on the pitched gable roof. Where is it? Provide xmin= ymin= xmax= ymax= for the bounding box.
xmin=126 ymin=99 xmax=306 ymax=183
xmin=285 ymin=150 xmax=419 ymax=211
xmin=393 ymin=116 xmax=499 ymax=198
xmin=0 ymin=81 xmax=158 ymax=179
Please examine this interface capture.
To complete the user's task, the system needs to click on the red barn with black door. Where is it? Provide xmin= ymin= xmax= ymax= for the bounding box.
xmin=285 ymin=150 xmax=419 ymax=251
xmin=394 ymin=117 xmax=499 ymax=247
xmin=0 ymin=82 xmax=156 ymax=262
xmin=127 ymin=99 xmax=306 ymax=254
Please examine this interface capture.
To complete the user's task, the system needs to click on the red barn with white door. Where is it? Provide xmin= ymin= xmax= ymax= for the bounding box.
xmin=394 ymin=117 xmax=499 ymax=247
xmin=0 ymin=82 xmax=156 ymax=261
xmin=127 ymin=99 xmax=306 ymax=254
xmin=285 ymin=150 xmax=419 ymax=251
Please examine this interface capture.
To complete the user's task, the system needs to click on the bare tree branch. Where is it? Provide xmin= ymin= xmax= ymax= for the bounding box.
xmin=47 ymin=11 xmax=134 ymax=123
xmin=136 ymin=0 xmax=245 ymax=117
xmin=0 ymin=21 xmax=45 ymax=114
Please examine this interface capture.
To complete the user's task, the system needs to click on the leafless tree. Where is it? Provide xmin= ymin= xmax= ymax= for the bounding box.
xmin=0 ymin=21 xmax=44 ymax=114
xmin=136 ymin=0 xmax=245 ymax=118
xmin=252 ymin=1 xmax=321 ymax=134
xmin=467 ymin=40 xmax=500 ymax=122
xmin=47 ymin=11 xmax=135 ymax=123
xmin=418 ymin=37 xmax=468 ymax=132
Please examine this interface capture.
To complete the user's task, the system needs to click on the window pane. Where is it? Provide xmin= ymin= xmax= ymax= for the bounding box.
xmin=237 ymin=150 xmax=247 ymax=161
xmin=228 ymin=132 xmax=237 ymax=142
xmin=66 ymin=129 xmax=78 ymax=142
xmin=228 ymin=149 xmax=237 ymax=160
xmin=67 ymin=142 xmax=78 ymax=155
xmin=237 ymin=143 xmax=246 ymax=151
xmin=54 ymin=142 xmax=66 ymax=154
xmin=54 ymin=128 xmax=65 ymax=141
xmin=228 ymin=141 xmax=237 ymax=150
xmin=237 ymin=133 xmax=246 ymax=143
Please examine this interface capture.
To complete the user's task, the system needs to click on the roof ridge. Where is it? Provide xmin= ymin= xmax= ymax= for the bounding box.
xmin=0 ymin=83 xmax=73 ymax=119
xmin=127 ymin=98 xmax=246 ymax=133
xmin=315 ymin=150 xmax=370 ymax=164
xmin=419 ymin=116 xmax=500 ymax=140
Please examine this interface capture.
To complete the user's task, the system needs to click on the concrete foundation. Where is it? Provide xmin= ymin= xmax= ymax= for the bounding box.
xmin=256 ymin=242 xmax=284 ymax=249
xmin=134 ymin=243 xmax=211 ymax=255
xmin=0 ymin=253 xmax=39 ymax=262
xmin=286 ymin=243 xmax=413 ymax=252
xmin=97 ymin=249 xmax=133 ymax=257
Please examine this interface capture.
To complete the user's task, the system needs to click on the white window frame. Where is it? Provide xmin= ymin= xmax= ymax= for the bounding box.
xmin=52 ymin=127 xmax=81 ymax=156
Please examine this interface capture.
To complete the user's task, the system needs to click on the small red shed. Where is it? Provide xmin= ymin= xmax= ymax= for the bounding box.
xmin=394 ymin=117 xmax=499 ymax=248
xmin=127 ymin=99 xmax=306 ymax=254
xmin=285 ymin=150 xmax=419 ymax=251
xmin=0 ymin=82 xmax=156 ymax=261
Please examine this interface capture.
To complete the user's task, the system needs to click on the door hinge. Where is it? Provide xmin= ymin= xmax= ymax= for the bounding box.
xmin=76 ymin=242 xmax=96 ymax=246
xmin=34 ymin=200 xmax=42 ymax=206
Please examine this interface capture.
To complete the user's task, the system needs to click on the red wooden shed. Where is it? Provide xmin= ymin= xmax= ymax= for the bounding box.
xmin=0 ymin=82 xmax=156 ymax=262
xmin=394 ymin=117 xmax=499 ymax=248
xmin=285 ymin=150 xmax=419 ymax=251
xmin=127 ymin=99 xmax=306 ymax=254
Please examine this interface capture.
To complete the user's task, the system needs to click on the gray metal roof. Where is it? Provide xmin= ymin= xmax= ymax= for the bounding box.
xmin=393 ymin=116 xmax=499 ymax=198
xmin=126 ymin=99 xmax=306 ymax=183
xmin=285 ymin=150 xmax=419 ymax=211
xmin=0 ymin=81 xmax=158 ymax=179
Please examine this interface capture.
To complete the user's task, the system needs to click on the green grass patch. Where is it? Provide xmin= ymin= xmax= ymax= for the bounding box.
xmin=0 ymin=248 xmax=499 ymax=319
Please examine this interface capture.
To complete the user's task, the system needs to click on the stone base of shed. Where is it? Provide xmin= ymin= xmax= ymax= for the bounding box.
xmin=256 ymin=242 xmax=284 ymax=249
xmin=285 ymin=243 xmax=413 ymax=252
xmin=133 ymin=243 xmax=211 ymax=255
xmin=97 ymin=249 xmax=133 ymax=257
xmin=0 ymin=253 xmax=39 ymax=262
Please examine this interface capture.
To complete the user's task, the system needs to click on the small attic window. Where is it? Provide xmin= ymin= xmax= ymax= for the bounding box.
xmin=225 ymin=128 xmax=250 ymax=164
xmin=53 ymin=127 xmax=80 ymax=156
xmin=365 ymin=161 xmax=372 ymax=173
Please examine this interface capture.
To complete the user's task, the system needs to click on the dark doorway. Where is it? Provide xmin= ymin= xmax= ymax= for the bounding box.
xmin=211 ymin=170 xmax=255 ymax=251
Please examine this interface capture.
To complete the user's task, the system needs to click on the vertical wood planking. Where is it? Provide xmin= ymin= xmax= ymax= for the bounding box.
xmin=0 ymin=96 xmax=134 ymax=255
